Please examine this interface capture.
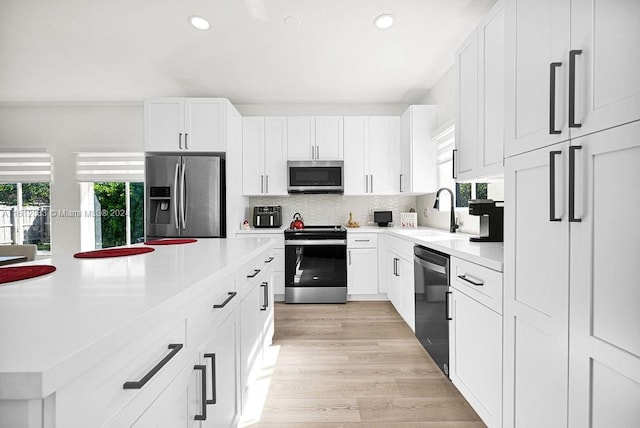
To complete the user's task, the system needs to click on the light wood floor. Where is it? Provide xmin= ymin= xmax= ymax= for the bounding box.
xmin=245 ymin=301 xmax=485 ymax=428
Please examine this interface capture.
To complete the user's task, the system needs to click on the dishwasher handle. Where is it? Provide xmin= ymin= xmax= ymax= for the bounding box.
xmin=414 ymin=256 xmax=447 ymax=275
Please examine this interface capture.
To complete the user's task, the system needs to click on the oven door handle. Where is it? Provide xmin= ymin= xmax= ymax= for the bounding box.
xmin=285 ymin=239 xmax=347 ymax=246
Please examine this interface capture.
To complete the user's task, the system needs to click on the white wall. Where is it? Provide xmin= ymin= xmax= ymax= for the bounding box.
xmin=0 ymin=103 xmax=144 ymax=255
xmin=418 ymin=65 xmax=455 ymax=131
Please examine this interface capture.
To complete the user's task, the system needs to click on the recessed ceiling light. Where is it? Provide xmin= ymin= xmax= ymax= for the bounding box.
xmin=373 ymin=14 xmax=394 ymax=29
xmin=283 ymin=15 xmax=301 ymax=27
xmin=188 ymin=15 xmax=211 ymax=31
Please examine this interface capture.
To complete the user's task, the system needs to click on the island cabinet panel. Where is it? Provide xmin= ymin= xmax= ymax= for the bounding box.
xmin=129 ymin=354 xmax=201 ymax=428
xmin=199 ymin=309 xmax=241 ymax=428
xmin=56 ymin=318 xmax=189 ymax=428
xmin=238 ymin=250 xmax=275 ymax=409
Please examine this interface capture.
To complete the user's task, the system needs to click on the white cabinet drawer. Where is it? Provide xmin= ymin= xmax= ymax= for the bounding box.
xmin=205 ymin=276 xmax=239 ymax=327
xmin=347 ymin=233 xmax=378 ymax=248
xmin=387 ymin=235 xmax=414 ymax=260
xmin=238 ymin=253 xmax=268 ymax=296
xmin=57 ymin=319 xmax=188 ymax=428
xmin=450 ymin=257 xmax=503 ymax=314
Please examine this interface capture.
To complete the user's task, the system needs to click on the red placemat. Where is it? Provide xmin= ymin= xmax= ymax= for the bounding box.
xmin=144 ymin=238 xmax=198 ymax=245
xmin=0 ymin=265 xmax=57 ymax=285
xmin=74 ymin=247 xmax=155 ymax=259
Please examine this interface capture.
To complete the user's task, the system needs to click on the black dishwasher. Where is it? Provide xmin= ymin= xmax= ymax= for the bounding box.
xmin=414 ymin=245 xmax=450 ymax=377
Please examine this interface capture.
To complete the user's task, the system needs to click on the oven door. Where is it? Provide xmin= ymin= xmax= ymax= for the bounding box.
xmin=285 ymin=240 xmax=347 ymax=289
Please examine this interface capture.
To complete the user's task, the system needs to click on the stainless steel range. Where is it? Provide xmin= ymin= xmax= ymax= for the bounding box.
xmin=284 ymin=225 xmax=347 ymax=303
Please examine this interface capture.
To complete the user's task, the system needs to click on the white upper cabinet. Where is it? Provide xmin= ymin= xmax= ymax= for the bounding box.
xmin=455 ymin=32 xmax=479 ymax=180
xmin=504 ymin=0 xmax=639 ymax=156
xmin=242 ymin=117 xmax=288 ymax=196
xmin=315 ymin=116 xmax=344 ymax=160
xmin=569 ymin=0 xmax=640 ymax=138
xmin=286 ymin=117 xmax=316 ymax=160
xmin=343 ymin=117 xmax=367 ymax=194
xmin=477 ymin=2 xmax=505 ymax=177
xmin=145 ymin=98 xmax=229 ymax=152
xmin=504 ymin=0 xmax=570 ymax=157
xmin=455 ymin=0 xmax=504 ymax=180
xmin=344 ymin=116 xmax=400 ymax=195
xmin=287 ymin=116 xmax=343 ymax=160
xmin=399 ymin=105 xmax=437 ymax=194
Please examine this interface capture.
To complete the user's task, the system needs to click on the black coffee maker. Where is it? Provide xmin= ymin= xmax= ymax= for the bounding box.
xmin=468 ymin=199 xmax=504 ymax=242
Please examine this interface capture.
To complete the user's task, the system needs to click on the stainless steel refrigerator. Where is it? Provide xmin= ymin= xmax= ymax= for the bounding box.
xmin=145 ymin=154 xmax=225 ymax=239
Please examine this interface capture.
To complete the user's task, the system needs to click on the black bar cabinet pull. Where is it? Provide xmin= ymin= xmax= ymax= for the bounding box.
xmin=213 ymin=291 xmax=237 ymax=309
xmin=264 ymin=256 xmax=274 ymax=263
xmin=123 ymin=344 xmax=183 ymax=389
xmin=569 ymin=145 xmax=582 ymax=222
xmin=445 ymin=291 xmax=452 ymax=320
xmin=194 ymin=364 xmax=207 ymax=420
xmin=549 ymin=150 xmax=562 ymax=222
xmin=247 ymin=269 xmax=261 ymax=278
xmin=457 ymin=274 xmax=484 ymax=286
xmin=452 ymin=149 xmax=457 ymax=179
xmin=204 ymin=353 xmax=217 ymax=405
xmin=569 ymin=50 xmax=583 ymax=128
xmin=549 ymin=62 xmax=562 ymax=134
xmin=261 ymin=282 xmax=268 ymax=311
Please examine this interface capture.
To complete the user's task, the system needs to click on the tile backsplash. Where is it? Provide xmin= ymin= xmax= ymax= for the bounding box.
xmin=248 ymin=195 xmax=417 ymax=227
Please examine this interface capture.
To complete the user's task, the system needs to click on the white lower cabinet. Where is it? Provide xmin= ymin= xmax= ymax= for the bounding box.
xmin=235 ymin=233 xmax=285 ymax=301
xmin=200 ymin=309 xmax=241 ymax=428
xmin=347 ymin=233 xmax=379 ymax=296
xmin=449 ymin=256 xmax=503 ymax=428
xmin=386 ymin=236 xmax=415 ymax=331
xmin=132 ymin=306 xmax=240 ymax=428
xmin=131 ymin=354 xmax=201 ymax=428
xmin=239 ymin=277 xmax=262 ymax=408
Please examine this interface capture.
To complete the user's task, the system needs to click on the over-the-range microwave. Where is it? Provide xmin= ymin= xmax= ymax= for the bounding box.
xmin=287 ymin=160 xmax=344 ymax=194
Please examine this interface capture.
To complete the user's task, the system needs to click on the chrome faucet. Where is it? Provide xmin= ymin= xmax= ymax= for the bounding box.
xmin=433 ymin=188 xmax=459 ymax=233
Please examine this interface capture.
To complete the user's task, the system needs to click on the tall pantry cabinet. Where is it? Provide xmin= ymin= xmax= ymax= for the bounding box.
xmin=503 ymin=0 xmax=640 ymax=427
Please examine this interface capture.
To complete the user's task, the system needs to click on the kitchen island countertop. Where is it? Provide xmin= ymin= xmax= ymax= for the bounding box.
xmin=0 ymin=238 xmax=274 ymax=399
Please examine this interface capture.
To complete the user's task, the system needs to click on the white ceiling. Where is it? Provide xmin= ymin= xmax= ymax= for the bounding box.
xmin=0 ymin=0 xmax=496 ymax=104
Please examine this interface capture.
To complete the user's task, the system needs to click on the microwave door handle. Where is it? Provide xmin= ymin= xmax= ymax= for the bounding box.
xmin=180 ymin=160 xmax=186 ymax=229
xmin=173 ymin=162 xmax=180 ymax=230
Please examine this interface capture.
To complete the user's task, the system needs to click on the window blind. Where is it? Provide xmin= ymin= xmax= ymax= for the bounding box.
xmin=433 ymin=125 xmax=455 ymax=165
xmin=0 ymin=152 xmax=52 ymax=183
xmin=75 ymin=152 xmax=144 ymax=182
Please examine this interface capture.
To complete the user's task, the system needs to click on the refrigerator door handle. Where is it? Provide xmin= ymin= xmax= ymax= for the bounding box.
xmin=180 ymin=160 xmax=186 ymax=229
xmin=173 ymin=162 xmax=180 ymax=230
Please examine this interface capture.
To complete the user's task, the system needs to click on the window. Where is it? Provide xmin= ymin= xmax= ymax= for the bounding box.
xmin=76 ymin=152 xmax=144 ymax=249
xmin=90 ymin=182 xmax=144 ymax=248
xmin=0 ymin=183 xmax=51 ymax=252
xmin=433 ymin=126 xmax=491 ymax=209
xmin=455 ymin=182 xmax=488 ymax=208
xmin=0 ymin=152 xmax=52 ymax=254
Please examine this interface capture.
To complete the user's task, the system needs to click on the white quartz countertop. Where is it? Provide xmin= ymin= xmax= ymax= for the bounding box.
xmin=234 ymin=225 xmax=503 ymax=272
xmin=0 ymin=238 xmax=273 ymax=399
xmin=386 ymin=227 xmax=504 ymax=272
